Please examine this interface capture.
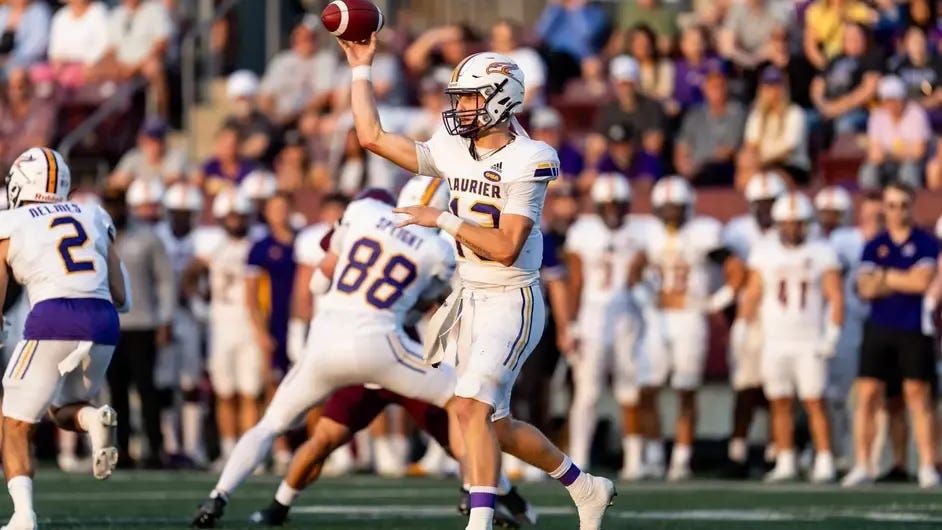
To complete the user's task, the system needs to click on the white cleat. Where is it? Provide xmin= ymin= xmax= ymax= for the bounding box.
xmin=810 ymin=458 xmax=836 ymax=484
xmin=57 ymin=454 xmax=87 ymax=474
xmin=840 ymin=466 xmax=874 ymax=487
xmin=1 ymin=511 xmax=37 ymax=530
xmin=763 ymin=465 xmax=798 ymax=483
xmin=619 ymin=465 xmax=645 ymax=482
xmin=642 ymin=463 xmax=665 ymax=480
xmin=666 ymin=464 xmax=692 ymax=482
xmin=918 ymin=466 xmax=940 ymax=489
xmin=574 ymin=475 xmax=616 ymax=530
xmin=88 ymin=406 xmax=118 ymax=480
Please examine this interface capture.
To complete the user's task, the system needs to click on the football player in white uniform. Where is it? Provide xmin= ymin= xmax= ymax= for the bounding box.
xmin=337 ymin=34 xmax=615 ymax=530
xmin=0 ymin=148 xmax=131 ymax=530
xmin=565 ymin=174 xmax=648 ymax=479
xmin=722 ymin=172 xmax=786 ymax=475
xmin=737 ymin=192 xmax=844 ymax=483
xmin=183 ymin=189 xmax=260 ymax=467
xmin=192 ymin=188 xmax=457 ymax=528
xmin=155 ymin=183 xmax=206 ymax=466
xmin=628 ymin=176 xmax=745 ymax=481
xmin=814 ymin=186 xmax=852 ymax=239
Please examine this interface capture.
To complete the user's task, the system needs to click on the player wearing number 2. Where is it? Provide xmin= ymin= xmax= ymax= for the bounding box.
xmin=192 ymin=186 xmax=457 ymax=528
xmin=337 ymin=33 xmax=615 ymax=530
xmin=736 ymin=192 xmax=843 ymax=483
xmin=0 ymin=147 xmax=131 ymax=530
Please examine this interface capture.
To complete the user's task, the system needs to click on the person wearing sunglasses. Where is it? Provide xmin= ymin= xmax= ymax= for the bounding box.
xmin=844 ymin=181 xmax=940 ymax=488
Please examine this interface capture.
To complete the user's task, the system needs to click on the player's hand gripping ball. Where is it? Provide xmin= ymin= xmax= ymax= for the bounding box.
xmin=321 ymin=0 xmax=384 ymax=43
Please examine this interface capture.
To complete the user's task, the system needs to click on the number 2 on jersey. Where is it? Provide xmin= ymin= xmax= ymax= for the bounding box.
xmin=336 ymin=238 xmax=417 ymax=309
xmin=50 ymin=216 xmax=95 ymax=274
xmin=449 ymin=197 xmax=500 ymax=260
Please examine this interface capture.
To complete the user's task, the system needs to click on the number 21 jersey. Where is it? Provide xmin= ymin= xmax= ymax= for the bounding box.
xmin=193 ymin=226 xmax=252 ymax=322
xmin=0 ymin=201 xmax=114 ymax=306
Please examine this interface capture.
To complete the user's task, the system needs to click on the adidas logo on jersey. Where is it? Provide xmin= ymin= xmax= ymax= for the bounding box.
xmin=490 ymin=162 xmax=502 ymax=172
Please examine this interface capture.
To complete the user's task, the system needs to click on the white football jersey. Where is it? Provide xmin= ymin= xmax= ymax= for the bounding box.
xmin=828 ymin=226 xmax=870 ymax=321
xmin=193 ymin=226 xmax=252 ymax=321
xmin=294 ymin=222 xmax=330 ymax=269
xmin=722 ymin=215 xmax=776 ymax=260
xmin=155 ymin=222 xmax=196 ymax=279
xmin=0 ymin=201 xmax=114 ymax=306
xmin=320 ymin=197 xmax=456 ymax=332
xmin=749 ymin=237 xmax=840 ymax=342
xmin=566 ymin=213 xmax=651 ymax=312
xmin=416 ymin=127 xmax=558 ymax=289
xmin=643 ymin=216 xmax=723 ymax=310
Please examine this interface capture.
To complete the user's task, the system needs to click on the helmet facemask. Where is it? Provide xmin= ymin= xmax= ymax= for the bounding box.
xmin=442 ymin=79 xmax=516 ymax=138
xmin=777 ymin=220 xmax=809 ymax=247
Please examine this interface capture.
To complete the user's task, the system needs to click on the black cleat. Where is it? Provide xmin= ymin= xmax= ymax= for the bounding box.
xmin=192 ymin=495 xmax=227 ymax=528
xmin=876 ymin=465 xmax=911 ymax=483
xmin=457 ymin=488 xmax=471 ymax=516
xmin=497 ymin=487 xmax=538 ymax=526
xmin=250 ymin=500 xmax=290 ymax=526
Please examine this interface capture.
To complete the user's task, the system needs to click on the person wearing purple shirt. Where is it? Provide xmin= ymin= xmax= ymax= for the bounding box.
xmin=197 ymin=125 xmax=257 ymax=197
xmin=530 ymin=107 xmax=584 ymax=181
xmin=596 ymin=122 xmax=662 ymax=181
xmin=671 ymin=26 xmax=716 ymax=114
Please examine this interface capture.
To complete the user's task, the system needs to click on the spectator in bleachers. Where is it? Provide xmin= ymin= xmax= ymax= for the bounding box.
xmin=0 ymin=0 xmax=51 ymax=77
xmin=628 ymin=24 xmax=674 ymax=104
xmin=588 ymin=56 xmax=665 ymax=167
xmin=331 ymin=126 xmax=369 ymax=197
xmin=674 ymin=60 xmax=745 ymax=187
xmin=403 ymin=23 xmax=477 ymax=79
xmin=810 ymin=22 xmax=881 ymax=135
xmin=402 ymin=74 xmax=448 ymax=141
xmin=593 ymin=122 xmax=662 ymax=183
xmin=858 ymin=75 xmax=930 ymax=189
xmin=670 ymin=25 xmax=715 ymax=116
xmin=0 ymin=67 xmax=54 ymax=168
xmin=40 ymin=0 xmax=109 ymax=88
xmin=332 ymin=33 xmax=404 ymax=110
xmin=109 ymin=117 xmax=187 ymax=189
xmin=802 ymin=0 xmax=875 ymax=70
xmin=272 ymin=130 xmax=310 ymax=192
xmin=718 ymin=0 xmax=786 ymax=72
xmin=535 ymin=0 xmax=607 ymax=95
xmin=738 ymin=66 xmax=810 ymax=188
xmin=888 ymin=26 xmax=942 ymax=118
xmin=618 ymin=0 xmax=678 ymax=56
xmin=258 ymin=17 xmax=337 ymax=126
xmin=194 ymin=124 xmax=256 ymax=196
xmin=530 ymin=107 xmax=583 ymax=182
xmin=751 ymin=25 xmax=816 ymax=108
xmin=490 ymin=19 xmax=546 ymax=108
xmin=223 ymin=69 xmax=278 ymax=165
xmin=103 ymin=0 xmax=172 ymax=115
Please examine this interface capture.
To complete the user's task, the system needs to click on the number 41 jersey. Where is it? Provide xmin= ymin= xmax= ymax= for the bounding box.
xmin=0 ymin=201 xmax=114 ymax=306
xmin=321 ymin=197 xmax=456 ymax=333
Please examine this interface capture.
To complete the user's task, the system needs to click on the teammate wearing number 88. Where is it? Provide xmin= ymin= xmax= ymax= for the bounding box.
xmin=736 ymin=191 xmax=844 ymax=484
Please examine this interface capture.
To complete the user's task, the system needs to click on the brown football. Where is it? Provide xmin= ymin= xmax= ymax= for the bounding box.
xmin=321 ymin=0 xmax=384 ymax=42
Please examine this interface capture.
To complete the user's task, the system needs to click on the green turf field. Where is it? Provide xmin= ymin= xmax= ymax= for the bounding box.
xmin=6 ymin=470 xmax=942 ymax=529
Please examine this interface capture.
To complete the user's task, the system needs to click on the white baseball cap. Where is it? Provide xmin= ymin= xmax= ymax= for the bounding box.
xmin=609 ymin=55 xmax=639 ymax=83
xmin=226 ymin=70 xmax=260 ymax=100
xmin=878 ymin=75 xmax=906 ymax=100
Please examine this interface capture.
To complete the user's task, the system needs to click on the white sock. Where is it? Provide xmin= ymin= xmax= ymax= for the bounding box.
xmin=670 ymin=444 xmax=692 ymax=469
xmin=502 ymin=452 xmax=522 ymax=476
xmin=389 ymin=434 xmax=409 ymax=464
xmin=353 ymin=430 xmax=372 ymax=468
xmin=7 ymin=476 xmax=33 ymax=515
xmin=777 ymin=448 xmax=796 ymax=471
xmin=568 ymin=391 xmax=598 ymax=469
xmin=162 ymin=408 xmax=180 ymax=455
xmin=214 ymin=424 xmax=276 ymax=497
xmin=59 ymin=429 xmax=77 ymax=457
xmin=624 ymin=435 xmax=642 ymax=471
xmin=76 ymin=406 xmax=98 ymax=432
xmin=816 ymin=450 xmax=834 ymax=468
xmin=275 ymin=481 xmax=299 ymax=506
xmin=645 ymin=439 xmax=665 ymax=467
xmin=220 ymin=437 xmax=236 ymax=459
xmin=728 ymin=437 xmax=747 ymax=464
xmin=497 ymin=472 xmax=512 ymax=495
xmin=182 ymin=402 xmax=203 ymax=458
xmin=466 ymin=486 xmax=497 ymax=530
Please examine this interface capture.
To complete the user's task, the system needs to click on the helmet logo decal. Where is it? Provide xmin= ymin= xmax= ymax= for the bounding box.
xmin=485 ymin=62 xmax=519 ymax=76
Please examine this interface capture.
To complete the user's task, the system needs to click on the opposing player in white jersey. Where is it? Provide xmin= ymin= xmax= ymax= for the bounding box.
xmin=628 ymin=176 xmax=745 ymax=481
xmin=192 ymin=188 xmax=457 ymax=528
xmin=814 ymin=186 xmax=852 ymax=239
xmin=337 ymin=34 xmax=615 ymax=530
xmin=737 ymin=192 xmax=843 ymax=483
xmin=565 ymin=174 xmax=649 ymax=479
xmin=154 ymin=183 xmax=206 ymax=466
xmin=722 ymin=172 xmax=786 ymax=476
xmin=183 ymin=189 xmax=260 ymax=467
xmin=0 ymin=147 xmax=131 ymax=530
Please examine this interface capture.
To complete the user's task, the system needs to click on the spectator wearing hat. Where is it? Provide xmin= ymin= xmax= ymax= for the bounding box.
xmin=535 ymin=0 xmax=607 ymax=95
xmin=223 ymin=69 xmax=278 ymax=166
xmin=588 ymin=55 xmax=665 ymax=168
xmin=36 ymin=0 xmax=109 ymax=88
xmin=858 ymin=75 xmax=930 ymax=189
xmin=103 ymin=0 xmax=174 ymax=115
xmin=0 ymin=68 xmax=54 ymax=169
xmin=490 ymin=19 xmax=547 ymax=108
xmin=888 ymin=27 xmax=942 ymax=121
xmin=592 ymin=123 xmax=662 ymax=186
xmin=628 ymin=24 xmax=674 ymax=104
xmin=258 ymin=17 xmax=339 ymax=126
xmin=109 ymin=116 xmax=188 ymax=189
xmin=674 ymin=60 xmax=746 ymax=187
xmin=531 ymin=107 xmax=584 ymax=181
xmin=810 ymin=22 xmax=882 ymax=136
xmin=194 ymin=124 xmax=257 ymax=197
xmin=0 ymin=0 xmax=51 ymax=76
xmin=738 ymin=66 xmax=810 ymax=188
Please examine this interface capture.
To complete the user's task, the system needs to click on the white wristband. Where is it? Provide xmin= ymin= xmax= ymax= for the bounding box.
xmin=351 ymin=65 xmax=372 ymax=82
xmin=436 ymin=211 xmax=463 ymax=237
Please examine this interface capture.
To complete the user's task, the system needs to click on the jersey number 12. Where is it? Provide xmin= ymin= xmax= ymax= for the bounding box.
xmin=50 ymin=216 xmax=95 ymax=274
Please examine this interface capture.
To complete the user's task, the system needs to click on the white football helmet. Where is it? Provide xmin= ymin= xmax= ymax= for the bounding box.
xmin=443 ymin=52 xmax=525 ymax=138
xmin=772 ymin=192 xmax=814 ymax=222
xmin=163 ymin=183 xmax=204 ymax=212
xmin=814 ymin=186 xmax=852 ymax=212
xmin=591 ymin=173 xmax=631 ymax=204
xmin=651 ymin=176 xmax=694 ymax=208
xmin=6 ymin=147 xmax=70 ymax=209
xmin=744 ymin=172 xmax=786 ymax=202
xmin=239 ymin=169 xmax=277 ymax=201
xmin=397 ymin=175 xmax=449 ymax=211
xmin=212 ymin=188 xmax=253 ymax=218
xmin=126 ymin=178 xmax=165 ymax=207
